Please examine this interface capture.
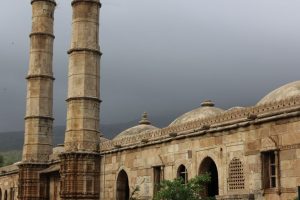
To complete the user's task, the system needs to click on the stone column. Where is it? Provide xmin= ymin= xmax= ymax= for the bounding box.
xmin=275 ymin=150 xmax=281 ymax=194
xmin=18 ymin=0 xmax=56 ymax=199
xmin=60 ymin=0 xmax=102 ymax=199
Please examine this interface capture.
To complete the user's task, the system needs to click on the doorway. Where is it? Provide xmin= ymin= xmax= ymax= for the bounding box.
xmin=199 ymin=157 xmax=219 ymax=197
xmin=116 ymin=170 xmax=130 ymax=200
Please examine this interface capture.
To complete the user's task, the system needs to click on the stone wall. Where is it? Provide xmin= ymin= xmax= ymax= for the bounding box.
xmin=0 ymin=165 xmax=19 ymax=200
xmin=100 ymin=114 xmax=300 ymax=200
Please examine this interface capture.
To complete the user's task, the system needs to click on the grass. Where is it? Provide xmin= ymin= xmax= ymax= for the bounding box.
xmin=0 ymin=150 xmax=22 ymax=166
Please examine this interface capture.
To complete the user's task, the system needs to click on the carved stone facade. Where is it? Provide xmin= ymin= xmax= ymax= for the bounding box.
xmin=1 ymin=0 xmax=300 ymax=200
xmin=99 ymin=97 xmax=300 ymax=200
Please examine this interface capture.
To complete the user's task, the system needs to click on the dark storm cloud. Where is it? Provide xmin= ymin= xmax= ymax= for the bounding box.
xmin=0 ymin=0 xmax=300 ymax=132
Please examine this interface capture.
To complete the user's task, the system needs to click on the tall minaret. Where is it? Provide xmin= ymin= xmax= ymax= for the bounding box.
xmin=18 ymin=0 xmax=56 ymax=199
xmin=60 ymin=0 xmax=102 ymax=199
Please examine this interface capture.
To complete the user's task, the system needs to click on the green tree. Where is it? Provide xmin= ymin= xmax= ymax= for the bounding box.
xmin=154 ymin=173 xmax=214 ymax=200
xmin=0 ymin=154 xmax=4 ymax=167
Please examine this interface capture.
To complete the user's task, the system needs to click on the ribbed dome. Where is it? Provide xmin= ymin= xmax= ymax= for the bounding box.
xmin=257 ymin=81 xmax=300 ymax=105
xmin=169 ymin=100 xmax=224 ymax=126
xmin=113 ymin=112 xmax=159 ymax=140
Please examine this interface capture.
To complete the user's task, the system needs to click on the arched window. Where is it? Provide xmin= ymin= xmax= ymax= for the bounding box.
xmin=228 ymin=158 xmax=245 ymax=190
xmin=116 ymin=170 xmax=130 ymax=200
xmin=177 ymin=164 xmax=188 ymax=184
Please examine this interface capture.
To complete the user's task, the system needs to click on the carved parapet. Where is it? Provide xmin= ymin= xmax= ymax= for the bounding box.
xmin=100 ymin=96 xmax=300 ymax=152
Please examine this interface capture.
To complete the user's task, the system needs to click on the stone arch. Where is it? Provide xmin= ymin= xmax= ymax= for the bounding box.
xmin=116 ymin=170 xmax=130 ymax=200
xmin=177 ymin=164 xmax=188 ymax=184
xmin=3 ymin=191 xmax=7 ymax=200
xmin=116 ymin=166 xmax=131 ymax=185
xmin=199 ymin=156 xmax=219 ymax=197
xmin=174 ymin=159 xmax=192 ymax=180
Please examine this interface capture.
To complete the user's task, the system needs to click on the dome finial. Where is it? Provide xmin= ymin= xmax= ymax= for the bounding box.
xmin=201 ymin=100 xmax=214 ymax=107
xmin=139 ymin=112 xmax=151 ymax=125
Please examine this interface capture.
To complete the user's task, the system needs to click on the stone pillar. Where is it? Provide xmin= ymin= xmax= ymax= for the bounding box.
xmin=275 ymin=150 xmax=281 ymax=194
xmin=60 ymin=0 xmax=102 ymax=199
xmin=18 ymin=0 xmax=56 ymax=199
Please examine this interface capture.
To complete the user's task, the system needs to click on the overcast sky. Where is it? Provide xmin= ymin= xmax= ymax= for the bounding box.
xmin=0 ymin=0 xmax=300 ymax=132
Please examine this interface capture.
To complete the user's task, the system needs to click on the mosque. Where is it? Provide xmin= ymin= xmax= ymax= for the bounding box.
xmin=0 ymin=0 xmax=300 ymax=200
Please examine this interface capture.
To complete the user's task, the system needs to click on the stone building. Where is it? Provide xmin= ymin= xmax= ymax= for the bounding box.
xmin=1 ymin=0 xmax=300 ymax=200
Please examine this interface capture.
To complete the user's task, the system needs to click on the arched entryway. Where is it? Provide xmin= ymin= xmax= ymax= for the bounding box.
xmin=199 ymin=157 xmax=219 ymax=197
xmin=177 ymin=164 xmax=188 ymax=184
xmin=116 ymin=170 xmax=130 ymax=200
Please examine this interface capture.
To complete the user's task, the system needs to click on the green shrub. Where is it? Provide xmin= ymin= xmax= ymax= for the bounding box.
xmin=153 ymin=173 xmax=213 ymax=200
xmin=0 ymin=150 xmax=22 ymax=166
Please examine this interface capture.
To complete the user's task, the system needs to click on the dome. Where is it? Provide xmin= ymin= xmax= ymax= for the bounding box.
xmin=169 ymin=100 xmax=224 ymax=126
xmin=49 ymin=144 xmax=65 ymax=160
xmin=100 ymin=136 xmax=110 ymax=143
xmin=257 ymin=81 xmax=300 ymax=105
xmin=113 ymin=112 xmax=159 ymax=140
xmin=226 ymin=106 xmax=244 ymax=112
xmin=52 ymin=144 xmax=64 ymax=154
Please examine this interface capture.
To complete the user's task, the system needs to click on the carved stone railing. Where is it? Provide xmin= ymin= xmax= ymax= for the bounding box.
xmin=100 ymin=96 xmax=300 ymax=152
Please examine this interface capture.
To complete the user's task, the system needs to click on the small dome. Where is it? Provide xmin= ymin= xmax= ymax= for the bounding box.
xmin=100 ymin=136 xmax=110 ymax=143
xmin=113 ymin=112 xmax=159 ymax=140
xmin=226 ymin=106 xmax=244 ymax=112
xmin=169 ymin=100 xmax=224 ymax=126
xmin=49 ymin=144 xmax=65 ymax=160
xmin=53 ymin=144 xmax=64 ymax=153
xmin=257 ymin=81 xmax=300 ymax=105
